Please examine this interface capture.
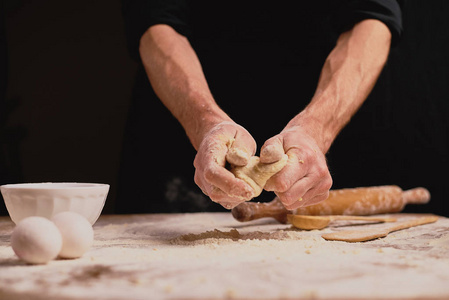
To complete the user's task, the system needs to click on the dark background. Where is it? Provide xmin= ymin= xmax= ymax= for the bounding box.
xmin=0 ymin=1 xmax=448 ymax=216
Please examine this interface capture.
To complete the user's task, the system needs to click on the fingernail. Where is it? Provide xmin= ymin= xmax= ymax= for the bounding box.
xmin=241 ymin=187 xmax=254 ymax=199
xmin=241 ymin=189 xmax=253 ymax=199
xmin=222 ymin=203 xmax=234 ymax=209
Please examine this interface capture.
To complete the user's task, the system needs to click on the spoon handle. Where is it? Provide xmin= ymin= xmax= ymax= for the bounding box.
xmin=384 ymin=216 xmax=439 ymax=233
xmin=322 ymin=216 xmax=439 ymax=242
xmin=330 ymin=215 xmax=396 ymax=222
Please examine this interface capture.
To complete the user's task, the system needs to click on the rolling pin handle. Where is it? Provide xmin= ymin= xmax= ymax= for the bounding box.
xmin=231 ymin=202 xmax=254 ymax=222
xmin=231 ymin=199 xmax=290 ymax=224
xmin=402 ymin=187 xmax=431 ymax=204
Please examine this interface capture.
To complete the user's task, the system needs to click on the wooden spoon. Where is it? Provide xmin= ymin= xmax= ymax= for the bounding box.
xmin=287 ymin=214 xmax=396 ymax=230
xmin=321 ymin=216 xmax=439 ymax=242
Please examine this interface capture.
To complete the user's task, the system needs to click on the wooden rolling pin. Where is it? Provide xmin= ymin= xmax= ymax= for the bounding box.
xmin=231 ymin=186 xmax=431 ymax=224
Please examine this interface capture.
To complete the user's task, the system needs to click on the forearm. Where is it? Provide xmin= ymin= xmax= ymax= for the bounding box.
xmin=288 ymin=19 xmax=392 ymax=153
xmin=139 ymin=24 xmax=230 ymax=149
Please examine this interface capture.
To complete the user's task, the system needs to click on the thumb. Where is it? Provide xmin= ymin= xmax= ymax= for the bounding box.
xmin=260 ymin=137 xmax=285 ymax=164
xmin=226 ymin=128 xmax=257 ymax=167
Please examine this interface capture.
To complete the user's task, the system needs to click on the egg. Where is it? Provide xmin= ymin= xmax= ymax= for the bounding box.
xmin=11 ymin=216 xmax=62 ymax=264
xmin=52 ymin=211 xmax=94 ymax=258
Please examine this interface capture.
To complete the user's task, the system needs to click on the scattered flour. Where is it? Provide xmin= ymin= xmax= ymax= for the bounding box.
xmin=0 ymin=213 xmax=448 ymax=300
xmin=172 ymin=228 xmax=295 ymax=244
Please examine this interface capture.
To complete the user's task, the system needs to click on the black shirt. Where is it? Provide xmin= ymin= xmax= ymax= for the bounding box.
xmin=117 ymin=0 xmax=403 ymax=214
xmin=122 ymin=0 xmax=403 ymax=61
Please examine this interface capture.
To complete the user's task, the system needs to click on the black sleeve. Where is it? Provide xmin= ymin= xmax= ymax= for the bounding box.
xmin=333 ymin=0 xmax=403 ymax=45
xmin=122 ymin=0 xmax=190 ymax=61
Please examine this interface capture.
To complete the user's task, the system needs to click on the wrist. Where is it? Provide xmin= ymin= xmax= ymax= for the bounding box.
xmin=284 ymin=110 xmax=335 ymax=154
xmin=184 ymin=105 xmax=231 ymax=150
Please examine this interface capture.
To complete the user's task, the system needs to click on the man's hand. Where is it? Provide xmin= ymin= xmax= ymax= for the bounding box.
xmin=193 ymin=121 xmax=257 ymax=209
xmin=260 ymin=126 xmax=332 ymax=210
xmin=258 ymin=19 xmax=391 ymax=211
xmin=141 ymin=20 xmax=391 ymax=211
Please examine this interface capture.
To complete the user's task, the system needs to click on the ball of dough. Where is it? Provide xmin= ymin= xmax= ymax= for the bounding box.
xmin=52 ymin=211 xmax=94 ymax=258
xmin=11 ymin=216 xmax=63 ymax=264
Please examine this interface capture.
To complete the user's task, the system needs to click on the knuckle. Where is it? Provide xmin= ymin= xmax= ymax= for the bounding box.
xmin=284 ymin=201 xmax=301 ymax=211
xmin=279 ymin=191 xmax=297 ymax=207
xmin=193 ymin=171 xmax=201 ymax=186
xmin=274 ymin=179 xmax=290 ymax=193
xmin=302 ymin=147 xmax=315 ymax=159
xmin=321 ymin=190 xmax=330 ymax=201
xmin=316 ymin=190 xmax=330 ymax=202
xmin=315 ymin=159 xmax=327 ymax=172
xmin=193 ymin=155 xmax=200 ymax=168
xmin=307 ymin=191 xmax=329 ymax=207
xmin=298 ymin=146 xmax=316 ymax=161
xmin=323 ymin=176 xmax=333 ymax=190
xmin=316 ymin=170 xmax=333 ymax=191
xmin=194 ymin=171 xmax=208 ymax=194
xmin=315 ymin=162 xmax=331 ymax=180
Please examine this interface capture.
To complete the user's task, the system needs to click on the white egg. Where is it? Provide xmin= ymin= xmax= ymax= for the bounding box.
xmin=11 ymin=216 xmax=62 ymax=264
xmin=52 ymin=211 xmax=94 ymax=258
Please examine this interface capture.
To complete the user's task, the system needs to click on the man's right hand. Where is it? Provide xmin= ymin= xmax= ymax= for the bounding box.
xmin=193 ymin=121 xmax=257 ymax=209
xmin=140 ymin=26 xmax=256 ymax=209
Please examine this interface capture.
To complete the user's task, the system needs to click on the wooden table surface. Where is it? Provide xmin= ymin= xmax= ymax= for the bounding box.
xmin=0 ymin=212 xmax=448 ymax=300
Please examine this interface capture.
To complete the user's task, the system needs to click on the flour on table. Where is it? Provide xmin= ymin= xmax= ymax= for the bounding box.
xmin=172 ymin=228 xmax=296 ymax=245
xmin=1 ymin=213 xmax=448 ymax=300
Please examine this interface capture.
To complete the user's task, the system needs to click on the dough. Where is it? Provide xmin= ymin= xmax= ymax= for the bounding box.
xmin=52 ymin=211 xmax=94 ymax=258
xmin=231 ymin=154 xmax=288 ymax=197
xmin=11 ymin=216 xmax=62 ymax=264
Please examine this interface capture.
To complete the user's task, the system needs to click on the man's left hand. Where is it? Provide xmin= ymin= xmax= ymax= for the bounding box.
xmin=260 ymin=126 xmax=333 ymax=210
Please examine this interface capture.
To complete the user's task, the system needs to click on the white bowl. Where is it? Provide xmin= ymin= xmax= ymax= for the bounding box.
xmin=1 ymin=183 xmax=109 ymax=225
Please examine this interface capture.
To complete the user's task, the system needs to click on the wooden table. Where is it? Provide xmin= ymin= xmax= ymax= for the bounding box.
xmin=0 ymin=213 xmax=448 ymax=299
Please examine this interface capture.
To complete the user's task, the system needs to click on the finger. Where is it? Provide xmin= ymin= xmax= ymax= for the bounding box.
xmin=203 ymin=164 xmax=254 ymax=200
xmin=194 ymin=142 xmax=254 ymax=200
xmin=299 ymin=172 xmax=332 ymax=207
xmin=226 ymin=130 xmax=257 ymax=166
xmin=194 ymin=169 xmax=209 ymax=196
xmin=264 ymin=153 xmax=306 ymax=192
xmin=260 ymin=137 xmax=285 ymax=164
xmin=277 ymin=173 xmax=332 ymax=210
xmin=300 ymin=190 xmax=330 ymax=207
xmin=195 ymin=169 xmax=252 ymax=207
xmin=209 ymin=187 xmax=247 ymax=209
xmin=275 ymin=175 xmax=314 ymax=209
xmin=288 ymin=188 xmax=328 ymax=210
xmin=226 ymin=147 xmax=251 ymax=166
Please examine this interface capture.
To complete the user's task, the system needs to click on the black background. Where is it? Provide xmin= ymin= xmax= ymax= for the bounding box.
xmin=1 ymin=1 xmax=448 ymax=217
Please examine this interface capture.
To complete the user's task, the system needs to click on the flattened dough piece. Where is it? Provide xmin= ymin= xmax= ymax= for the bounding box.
xmin=231 ymin=154 xmax=288 ymax=197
